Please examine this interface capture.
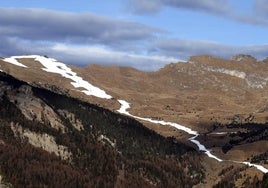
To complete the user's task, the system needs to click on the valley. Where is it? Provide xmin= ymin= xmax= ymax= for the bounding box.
xmin=0 ymin=55 xmax=268 ymax=187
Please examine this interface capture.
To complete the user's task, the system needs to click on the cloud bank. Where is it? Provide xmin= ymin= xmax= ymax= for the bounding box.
xmin=126 ymin=0 xmax=229 ymax=15
xmin=126 ymin=0 xmax=268 ymax=26
xmin=254 ymin=0 xmax=268 ymax=17
xmin=153 ymin=39 xmax=268 ymax=60
xmin=0 ymin=6 xmax=268 ymax=71
xmin=0 ymin=8 xmax=162 ymax=47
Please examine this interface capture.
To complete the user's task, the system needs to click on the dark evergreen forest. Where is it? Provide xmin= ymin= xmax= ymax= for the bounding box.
xmin=0 ymin=72 xmax=203 ymax=187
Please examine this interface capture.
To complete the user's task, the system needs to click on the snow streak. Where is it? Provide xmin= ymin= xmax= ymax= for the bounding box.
xmin=2 ymin=55 xmax=112 ymax=99
xmin=118 ymin=99 xmax=222 ymax=162
xmin=2 ymin=56 xmax=28 ymax=68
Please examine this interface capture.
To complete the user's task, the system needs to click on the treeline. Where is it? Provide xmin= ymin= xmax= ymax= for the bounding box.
xmin=222 ymin=123 xmax=268 ymax=153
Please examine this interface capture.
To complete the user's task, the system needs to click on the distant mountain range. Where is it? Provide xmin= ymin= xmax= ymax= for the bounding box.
xmin=0 ymin=54 xmax=267 ymax=187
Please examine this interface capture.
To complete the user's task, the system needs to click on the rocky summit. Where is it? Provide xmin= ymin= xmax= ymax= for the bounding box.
xmin=0 ymin=55 xmax=268 ymax=187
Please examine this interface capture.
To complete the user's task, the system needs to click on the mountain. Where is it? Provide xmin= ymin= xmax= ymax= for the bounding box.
xmin=0 ymin=71 xmax=203 ymax=187
xmin=0 ymin=55 xmax=268 ymax=187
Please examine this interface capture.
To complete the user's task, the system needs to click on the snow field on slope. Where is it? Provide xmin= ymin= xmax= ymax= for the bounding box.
xmin=2 ymin=56 xmax=28 ymax=68
xmin=2 ymin=55 xmax=112 ymax=99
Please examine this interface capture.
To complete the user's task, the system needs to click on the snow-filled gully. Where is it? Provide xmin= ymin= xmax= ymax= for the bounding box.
xmin=117 ymin=100 xmax=267 ymax=173
xmin=117 ymin=100 xmax=223 ymax=162
xmin=2 ymin=55 xmax=268 ymax=174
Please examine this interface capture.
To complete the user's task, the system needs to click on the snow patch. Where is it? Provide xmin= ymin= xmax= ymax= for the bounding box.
xmin=210 ymin=132 xmax=228 ymax=135
xmin=189 ymin=135 xmax=223 ymax=162
xmin=231 ymin=161 xmax=268 ymax=174
xmin=2 ymin=56 xmax=28 ymax=68
xmin=117 ymin=100 xmax=197 ymax=135
xmin=209 ymin=132 xmax=237 ymax=135
xmin=241 ymin=162 xmax=268 ymax=174
xmin=3 ymin=55 xmax=112 ymax=99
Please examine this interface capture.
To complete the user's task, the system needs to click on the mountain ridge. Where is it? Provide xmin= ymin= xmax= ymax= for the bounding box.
xmin=0 ymin=54 xmax=268 ymax=187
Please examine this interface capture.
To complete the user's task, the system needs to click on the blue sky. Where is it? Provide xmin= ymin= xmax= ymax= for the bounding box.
xmin=1 ymin=0 xmax=268 ymax=70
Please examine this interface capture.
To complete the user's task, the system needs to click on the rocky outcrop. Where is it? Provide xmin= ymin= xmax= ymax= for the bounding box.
xmin=10 ymin=122 xmax=72 ymax=161
xmin=7 ymin=85 xmax=66 ymax=132
xmin=262 ymin=57 xmax=268 ymax=63
xmin=231 ymin=54 xmax=257 ymax=62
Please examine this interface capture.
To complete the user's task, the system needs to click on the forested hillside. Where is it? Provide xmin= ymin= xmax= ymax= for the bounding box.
xmin=0 ymin=72 xmax=204 ymax=187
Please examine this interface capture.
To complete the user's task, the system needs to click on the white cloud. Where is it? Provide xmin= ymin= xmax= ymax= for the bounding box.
xmin=153 ymin=39 xmax=268 ymax=60
xmin=126 ymin=0 xmax=268 ymax=27
xmin=0 ymin=8 xmax=162 ymax=46
xmin=126 ymin=0 xmax=162 ymax=14
xmin=254 ymin=0 xmax=268 ymax=17
xmin=0 ymin=7 xmax=267 ymax=71
xmin=126 ymin=0 xmax=230 ymax=15
xmin=1 ymin=36 xmax=267 ymax=71
xmin=50 ymin=44 xmax=181 ymax=71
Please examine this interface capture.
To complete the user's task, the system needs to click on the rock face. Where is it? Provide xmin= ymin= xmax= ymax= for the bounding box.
xmin=10 ymin=122 xmax=72 ymax=160
xmin=231 ymin=54 xmax=257 ymax=62
xmin=7 ymin=84 xmax=66 ymax=132
xmin=263 ymin=57 xmax=268 ymax=63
